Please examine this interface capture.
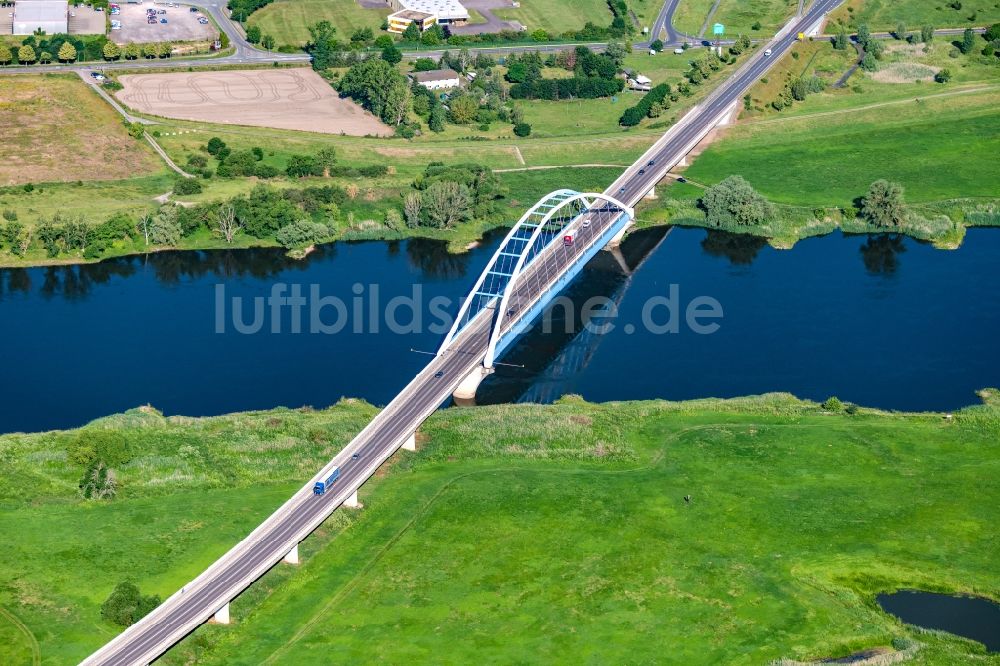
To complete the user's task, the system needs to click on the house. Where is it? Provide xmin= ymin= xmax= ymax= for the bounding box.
xmin=412 ymin=68 xmax=462 ymax=90
xmin=12 ymin=0 xmax=68 ymax=34
xmin=387 ymin=9 xmax=436 ymax=34
xmin=385 ymin=0 xmax=469 ymax=27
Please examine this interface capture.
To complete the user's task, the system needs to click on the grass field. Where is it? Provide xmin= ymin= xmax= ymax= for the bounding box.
xmin=832 ymin=0 xmax=1000 ymax=31
xmin=669 ymin=87 xmax=1000 ymax=209
xmin=672 ymin=0 xmax=718 ymax=36
xmin=248 ymin=0 xmax=389 ymax=48
xmin=492 ymin=0 xmax=614 ymax=35
xmin=713 ymin=0 xmax=797 ymax=36
xmin=0 ymin=75 xmax=164 ymax=187
xmin=2 ymin=392 xmax=997 ymax=664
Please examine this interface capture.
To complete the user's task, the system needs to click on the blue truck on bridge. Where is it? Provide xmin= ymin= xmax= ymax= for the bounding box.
xmin=313 ymin=466 xmax=341 ymax=495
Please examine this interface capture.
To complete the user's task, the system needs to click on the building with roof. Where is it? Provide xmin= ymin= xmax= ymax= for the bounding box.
xmin=12 ymin=0 xmax=68 ymax=34
xmin=386 ymin=0 xmax=469 ymax=26
xmin=411 ymin=68 xmax=462 ymax=90
xmin=387 ymin=9 xmax=437 ymax=34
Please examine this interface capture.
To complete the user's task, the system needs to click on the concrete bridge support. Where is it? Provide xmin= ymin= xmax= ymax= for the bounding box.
xmin=283 ymin=543 xmax=299 ymax=565
xmin=606 ymin=220 xmax=634 ymax=248
xmin=343 ymin=489 xmax=362 ymax=509
xmin=644 ymin=185 xmax=658 ymax=200
xmin=212 ymin=603 xmax=230 ymax=625
xmin=401 ymin=432 xmax=416 ymax=451
xmin=452 ymin=366 xmax=493 ymax=405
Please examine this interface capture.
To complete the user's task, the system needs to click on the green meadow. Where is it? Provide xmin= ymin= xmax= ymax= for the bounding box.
xmin=1 ymin=392 xmax=998 ymax=664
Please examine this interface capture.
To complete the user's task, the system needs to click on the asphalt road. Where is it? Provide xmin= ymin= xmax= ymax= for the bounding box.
xmin=83 ymin=2 xmax=844 ymax=664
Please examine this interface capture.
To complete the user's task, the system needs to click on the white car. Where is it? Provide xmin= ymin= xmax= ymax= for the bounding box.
xmin=673 ymin=48 xmax=684 ymax=54
xmin=764 ymin=48 xmax=773 ymax=56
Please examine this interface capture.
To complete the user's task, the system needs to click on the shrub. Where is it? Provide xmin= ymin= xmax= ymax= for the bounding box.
xmin=186 ymin=154 xmax=208 ymax=168
xmin=66 ymin=429 xmax=132 ymax=467
xmin=276 ymin=220 xmax=330 ymax=248
xmin=701 ymin=175 xmax=776 ymax=228
xmin=513 ymin=122 xmax=532 ymax=137
xmin=206 ymin=137 xmax=226 ymax=155
xmin=357 ymin=165 xmax=389 ymax=178
xmin=101 ymin=582 xmax=160 ymax=627
xmin=173 ymin=178 xmax=203 ymax=196
xmin=823 ymin=396 xmax=844 ymax=411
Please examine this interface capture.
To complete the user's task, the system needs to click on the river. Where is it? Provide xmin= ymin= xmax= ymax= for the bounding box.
xmin=1 ymin=227 xmax=997 ymax=434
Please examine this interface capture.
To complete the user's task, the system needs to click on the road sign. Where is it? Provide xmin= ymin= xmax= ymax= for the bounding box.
xmin=712 ymin=23 xmax=724 ymax=36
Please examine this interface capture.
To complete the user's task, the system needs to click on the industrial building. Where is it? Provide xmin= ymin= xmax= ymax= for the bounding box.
xmin=12 ymin=0 xmax=68 ymax=35
xmin=385 ymin=0 xmax=469 ymax=31
xmin=386 ymin=9 xmax=436 ymax=34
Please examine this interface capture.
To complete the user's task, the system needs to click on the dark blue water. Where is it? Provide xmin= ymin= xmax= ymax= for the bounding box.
xmin=1 ymin=227 xmax=997 ymax=434
xmin=877 ymin=590 xmax=1000 ymax=651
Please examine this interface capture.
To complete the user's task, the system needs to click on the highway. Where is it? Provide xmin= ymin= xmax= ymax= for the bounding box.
xmin=82 ymin=2 xmax=843 ymax=664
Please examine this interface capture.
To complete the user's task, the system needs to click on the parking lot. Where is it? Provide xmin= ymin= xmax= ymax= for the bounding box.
xmin=111 ymin=2 xmax=216 ymax=44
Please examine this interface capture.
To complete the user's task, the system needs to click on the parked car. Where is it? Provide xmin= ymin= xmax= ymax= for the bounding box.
xmin=198 ymin=17 xmax=208 ymax=23
xmin=160 ymin=17 xmax=167 ymax=23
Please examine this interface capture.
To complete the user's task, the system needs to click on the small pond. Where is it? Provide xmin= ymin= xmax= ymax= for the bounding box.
xmin=877 ymin=590 xmax=1000 ymax=652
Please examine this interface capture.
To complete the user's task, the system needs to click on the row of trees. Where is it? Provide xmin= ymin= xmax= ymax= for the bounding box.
xmin=0 ymin=42 xmax=76 ymax=65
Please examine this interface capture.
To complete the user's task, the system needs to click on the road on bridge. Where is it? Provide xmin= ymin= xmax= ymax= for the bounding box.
xmin=83 ymin=2 xmax=843 ymax=664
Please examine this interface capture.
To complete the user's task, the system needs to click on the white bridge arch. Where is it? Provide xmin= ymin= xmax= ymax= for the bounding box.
xmin=439 ymin=189 xmax=634 ymax=369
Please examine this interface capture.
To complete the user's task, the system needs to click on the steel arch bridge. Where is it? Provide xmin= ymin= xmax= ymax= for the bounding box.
xmin=439 ymin=189 xmax=634 ymax=369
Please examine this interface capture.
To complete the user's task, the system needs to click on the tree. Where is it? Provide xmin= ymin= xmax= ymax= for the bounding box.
xmin=701 ymin=175 xmax=777 ymax=228
xmin=261 ymin=34 xmax=275 ymax=49
xmin=421 ymin=181 xmax=471 ymax=228
xmin=448 ymin=95 xmax=479 ymax=124
xmin=867 ymin=39 xmax=884 ymax=60
xmin=246 ymin=24 xmax=261 ymax=44
xmin=314 ymin=147 xmax=337 ymax=176
xmin=206 ymin=136 xmax=226 ymax=155
xmin=39 ymin=51 xmax=52 ymax=64
xmin=18 ymin=45 xmax=36 ymax=64
xmin=142 ymin=43 xmax=158 ymax=59
xmin=934 ymin=68 xmax=952 ymax=83
xmin=138 ymin=213 xmax=152 ymax=245
xmin=986 ymin=23 xmax=1000 ymax=42
xmin=856 ymin=23 xmax=871 ymax=48
xmin=833 ymin=30 xmax=849 ymax=50
xmin=413 ymin=57 xmax=437 ymax=72
xmin=158 ymin=42 xmax=172 ymax=58
xmin=306 ymin=20 xmax=338 ymax=70
xmin=286 ymin=154 xmax=319 ymax=178
xmin=859 ymin=52 xmax=877 ymax=71
xmin=403 ymin=192 xmax=422 ymax=227
xmin=66 ymin=429 xmax=132 ymax=467
xmin=860 ymin=179 xmax=907 ymax=228
xmin=173 ymin=178 xmax=202 ymax=195
xmin=58 ymin=41 xmax=77 ymax=63
xmin=960 ymin=27 xmax=976 ymax=54
xmin=149 ymin=207 xmax=182 ymax=245
xmin=921 ymin=25 xmax=934 ymax=43
xmin=649 ymin=39 xmax=663 ymax=52
xmin=428 ymin=104 xmax=446 ymax=132
xmin=103 ymin=40 xmax=120 ymax=60
xmin=513 ymin=122 xmax=532 ymax=137
xmin=276 ymin=220 xmax=329 ymax=248
xmin=101 ymin=582 xmax=160 ymax=627
xmin=790 ymin=78 xmax=808 ymax=101
xmin=401 ymin=21 xmax=421 ymax=42
xmin=894 ymin=22 xmax=907 ymax=40
xmin=0 ymin=44 xmax=11 ymax=66
xmin=124 ymin=42 xmax=140 ymax=60
xmin=381 ymin=44 xmax=402 ymax=64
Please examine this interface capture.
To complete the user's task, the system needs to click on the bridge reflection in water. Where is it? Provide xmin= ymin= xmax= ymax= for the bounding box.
xmin=475 ymin=226 xmax=672 ymax=406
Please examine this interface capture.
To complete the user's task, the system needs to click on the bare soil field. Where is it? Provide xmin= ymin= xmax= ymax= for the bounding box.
xmin=115 ymin=68 xmax=390 ymax=136
xmin=0 ymin=75 xmax=161 ymax=187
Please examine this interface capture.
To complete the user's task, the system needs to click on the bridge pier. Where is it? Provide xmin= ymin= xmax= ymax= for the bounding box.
xmin=401 ymin=432 xmax=416 ymax=451
xmin=282 ymin=543 xmax=299 ymax=565
xmin=343 ymin=489 xmax=362 ymax=509
xmin=453 ymin=365 xmax=493 ymax=406
xmin=211 ymin=603 xmax=230 ymax=625
xmin=644 ymin=185 xmax=658 ymax=200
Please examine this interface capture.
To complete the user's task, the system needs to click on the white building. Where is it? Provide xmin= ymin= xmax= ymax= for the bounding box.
xmin=387 ymin=0 xmax=469 ymax=26
xmin=13 ymin=0 xmax=68 ymax=35
xmin=412 ymin=68 xmax=462 ymax=90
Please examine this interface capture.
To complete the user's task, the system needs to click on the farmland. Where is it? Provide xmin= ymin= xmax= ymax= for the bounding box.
xmin=832 ymin=0 xmax=1000 ymax=31
xmin=1 ymin=393 xmax=997 ymax=664
xmin=0 ymin=75 xmax=163 ymax=187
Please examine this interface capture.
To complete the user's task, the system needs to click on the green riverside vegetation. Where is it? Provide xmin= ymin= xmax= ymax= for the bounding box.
xmin=1 ymin=392 xmax=998 ymax=664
